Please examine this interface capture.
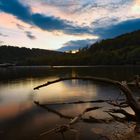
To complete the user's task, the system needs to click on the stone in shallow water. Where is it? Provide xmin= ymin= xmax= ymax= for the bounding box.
xmin=91 ymin=127 xmax=103 ymax=134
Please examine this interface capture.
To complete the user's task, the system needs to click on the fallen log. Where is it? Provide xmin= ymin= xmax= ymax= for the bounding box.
xmin=34 ymin=76 xmax=140 ymax=130
xmin=38 ymin=99 xmax=125 ymax=106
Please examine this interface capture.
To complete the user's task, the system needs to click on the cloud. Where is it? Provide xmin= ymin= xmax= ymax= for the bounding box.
xmin=16 ymin=23 xmax=25 ymax=30
xmin=0 ymin=0 xmax=92 ymax=35
xmin=92 ymin=17 xmax=119 ymax=28
xmin=31 ymin=13 xmax=91 ymax=35
xmin=0 ymin=40 xmax=4 ymax=44
xmin=25 ymin=31 xmax=36 ymax=40
xmin=94 ymin=18 xmax=140 ymax=39
xmin=58 ymin=39 xmax=96 ymax=51
xmin=30 ymin=12 xmax=94 ymax=35
xmin=0 ymin=0 xmax=31 ymax=22
xmin=0 ymin=0 xmax=139 ymax=38
xmin=61 ymin=17 xmax=140 ymax=51
xmin=72 ymin=0 xmax=132 ymax=14
xmin=0 ymin=32 xmax=8 ymax=37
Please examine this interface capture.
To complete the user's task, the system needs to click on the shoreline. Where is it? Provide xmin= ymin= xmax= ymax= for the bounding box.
xmin=8 ymin=65 xmax=140 ymax=68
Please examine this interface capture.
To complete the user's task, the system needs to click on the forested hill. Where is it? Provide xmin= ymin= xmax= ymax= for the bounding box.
xmin=89 ymin=30 xmax=140 ymax=51
xmin=80 ymin=30 xmax=140 ymax=65
xmin=1 ymin=30 xmax=140 ymax=66
xmin=0 ymin=45 xmax=63 ymax=65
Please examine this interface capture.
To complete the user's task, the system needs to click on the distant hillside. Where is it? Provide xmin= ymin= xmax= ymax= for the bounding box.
xmin=1 ymin=30 xmax=140 ymax=66
xmin=78 ymin=30 xmax=140 ymax=65
xmin=0 ymin=45 xmax=63 ymax=65
xmin=89 ymin=30 xmax=140 ymax=51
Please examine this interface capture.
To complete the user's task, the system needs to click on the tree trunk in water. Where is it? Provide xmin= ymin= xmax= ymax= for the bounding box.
xmin=34 ymin=76 xmax=140 ymax=131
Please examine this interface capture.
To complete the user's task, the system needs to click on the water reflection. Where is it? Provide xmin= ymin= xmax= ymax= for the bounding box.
xmin=0 ymin=66 xmax=140 ymax=140
xmin=35 ymin=80 xmax=99 ymax=104
xmin=0 ymin=65 xmax=140 ymax=81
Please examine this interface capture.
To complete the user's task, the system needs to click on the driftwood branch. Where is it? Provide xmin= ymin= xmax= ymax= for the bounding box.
xmin=34 ymin=101 xmax=112 ymax=140
xmin=34 ymin=101 xmax=112 ymax=124
xmin=34 ymin=100 xmax=114 ymax=140
xmin=34 ymin=101 xmax=73 ymax=119
xmin=39 ymin=99 xmax=125 ymax=106
xmin=106 ymin=109 xmax=136 ymax=121
xmin=34 ymin=76 xmax=140 ymax=120
xmin=34 ymin=76 xmax=140 ymax=135
xmin=106 ymin=112 xmax=126 ymax=123
xmin=106 ymin=100 xmax=129 ymax=108
xmin=34 ymin=77 xmax=120 ymax=90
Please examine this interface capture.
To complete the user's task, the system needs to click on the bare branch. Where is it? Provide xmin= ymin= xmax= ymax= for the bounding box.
xmin=34 ymin=77 xmax=140 ymax=133
xmin=34 ymin=101 xmax=111 ymax=124
xmin=106 ymin=100 xmax=129 ymax=108
xmin=34 ymin=76 xmax=140 ymax=120
xmin=33 ymin=77 xmax=120 ymax=90
xmin=107 ymin=112 xmax=126 ymax=123
xmin=39 ymin=99 xmax=125 ymax=106
xmin=34 ymin=101 xmax=73 ymax=119
xmin=106 ymin=109 xmax=136 ymax=121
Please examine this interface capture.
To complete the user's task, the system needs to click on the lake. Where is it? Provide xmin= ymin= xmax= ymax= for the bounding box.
xmin=0 ymin=66 xmax=140 ymax=140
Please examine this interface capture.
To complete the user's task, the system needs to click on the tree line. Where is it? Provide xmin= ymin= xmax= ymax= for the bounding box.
xmin=0 ymin=30 xmax=140 ymax=65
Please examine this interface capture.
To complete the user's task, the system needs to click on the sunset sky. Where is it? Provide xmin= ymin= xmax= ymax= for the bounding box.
xmin=0 ymin=0 xmax=140 ymax=50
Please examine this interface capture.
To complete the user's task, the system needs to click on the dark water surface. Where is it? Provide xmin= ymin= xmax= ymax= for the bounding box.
xmin=0 ymin=66 xmax=140 ymax=140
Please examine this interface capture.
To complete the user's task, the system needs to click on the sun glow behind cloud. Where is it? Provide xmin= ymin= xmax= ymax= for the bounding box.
xmin=0 ymin=12 xmax=98 ymax=49
xmin=0 ymin=0 xmax=140 ymax=50
xmin=132 ymin=0 xmax=140 ymax=14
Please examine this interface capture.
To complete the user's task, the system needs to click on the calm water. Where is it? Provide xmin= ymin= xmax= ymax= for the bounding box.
xmin=0 ymin=66 xmax=140 ymax=140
